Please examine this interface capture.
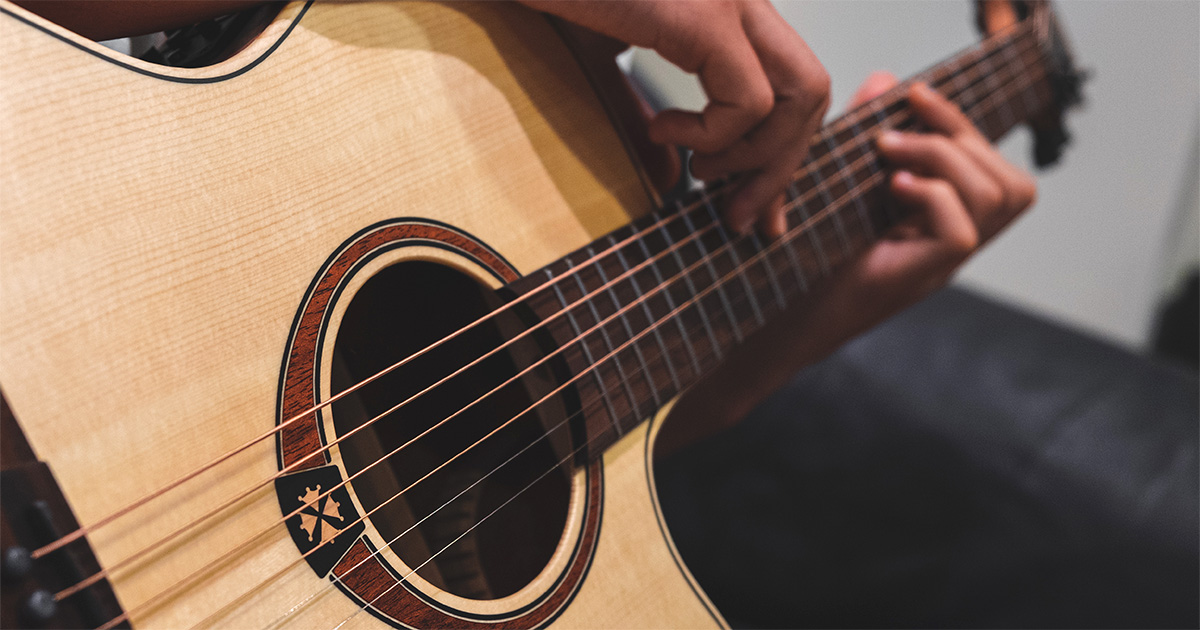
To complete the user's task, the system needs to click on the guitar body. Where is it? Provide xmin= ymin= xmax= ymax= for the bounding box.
xmin=0 ymin=2 xmax=722 ymax=627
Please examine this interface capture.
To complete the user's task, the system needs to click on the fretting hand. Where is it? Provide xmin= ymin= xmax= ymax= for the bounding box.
xmin=825 ymin=73 xmax=1037 ymax=337
xmin=658 ymin=71 xmax=1038 ymax=455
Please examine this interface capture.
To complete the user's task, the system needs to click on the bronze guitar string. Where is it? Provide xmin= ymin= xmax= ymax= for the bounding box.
xmin=323 ymin=60 xmax=1053 ymax=630
xmin=29 ymin=19 xmax=1037 ymax=570
xmin=72 ymin=25 xmax=1041 ymax=624
xmin=94 ymin=38 xmax=1049 ymax=629
xmin=51 ymin=24 xmax=1040 ymax=599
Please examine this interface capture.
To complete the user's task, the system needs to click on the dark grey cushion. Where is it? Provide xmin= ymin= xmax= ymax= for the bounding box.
xmin=656 ymin=287 xmax=1199 ymax=628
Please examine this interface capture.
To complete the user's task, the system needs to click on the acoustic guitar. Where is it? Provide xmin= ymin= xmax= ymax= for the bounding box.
xmin=0 ymin=1 xmax=1083 ymax=628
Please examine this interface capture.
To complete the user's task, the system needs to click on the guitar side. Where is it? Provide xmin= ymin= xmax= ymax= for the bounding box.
xmin=0 ymin=2 xmax=721 ymax=627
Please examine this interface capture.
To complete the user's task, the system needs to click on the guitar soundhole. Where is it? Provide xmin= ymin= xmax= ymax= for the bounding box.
xmin=330 ymin=261 xmax=575 ymax=600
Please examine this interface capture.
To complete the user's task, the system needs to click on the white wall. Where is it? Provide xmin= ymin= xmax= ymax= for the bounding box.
xmin=632 ymin=0 xmax=1199 ymax=349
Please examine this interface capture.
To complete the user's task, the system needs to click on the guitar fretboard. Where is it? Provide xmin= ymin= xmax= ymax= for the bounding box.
xmin=513 ymin=21 xmax=1054 ymax=460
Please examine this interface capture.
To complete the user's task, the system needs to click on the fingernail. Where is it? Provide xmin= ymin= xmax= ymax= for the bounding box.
xmin=913 ymin=82 xmax=939 ymax=100
xmin=878 ymin=130 xmax=902 ymax=148
xmin=772 ymin=213 xmax=788 ymax=238
xmin=894 ymin=170 xmax=915 ymax=187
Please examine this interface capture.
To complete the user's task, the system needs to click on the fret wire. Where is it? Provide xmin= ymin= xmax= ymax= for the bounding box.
xmin=700 ymin=191 xmax=767 ymax=327
xmin=1001 ymin=36 xmax=1039 ymax=115
xmin=589 ymin=244 xmax=660 ymax=409
xmin=819 ymin=22 xmax=1034 ymax=159
xmin=810 ymin=156 xmax=854 ymax=256
xmin=87 ymin=29 xmax=1060 ymax=628
xmin=961 ymin=57 xmax=994 ymax=135
xmin=607 ymin=236 xmax=678 ymax=399
xmin=776 ymin=191 xmax=811 ymax=293
xmin=950 ymin=32 xmax=1017 ymax=123
xmin=787 ymin=182 xmax=832 ymax=277
xmin=540 ymin=31 xmax=1046 ymax=446
xmin=661 ymin=206 xmax=724 ymax=360
xmin=559 ymin=27 xmax=1043 ymax=428
xmin=991 ymin=41 xmax=1032 ymax=123
xmin=863 ymin=100 xmax=902 ymax=227
xmin=681 ymin=204 xmax=745 ymax=343
xmin=817 ymin=22 xmax=1015 ymax=152
xmin=765 ymin=25 xmax=1033 ymax=241
xmin=1003 ymin=48 xmax=1048 ymax=125
xmin=950 ymin=50 xmax=981 ymax=126
xmin=823 ymin=130 xmax=875 ymax=240
xmin=709 ymin=173 xmax=891 ymax=352
xmin=224 ymin=158 xmax=907 ymax=630
xmin=975 ymin=42 xmax=1049 ymax=139
xmin=614 ymin=46 xmax=1036 ymax=424
xmin=976 ymin=52 xmax=1010 ymax=136
xmin=634 ymin=231 xmax=703 ymax=379
xmin=982 ymin=34 xmax=1043 ymax=137
xmin=780 ymin=36 xmax=1039 ymax=261
xmin=614 ymin=234 xmax=684 ymax=390
xmin=568 ymin=258 xmax=643 ymax=422
xmin=747 ymin=232 xmax=788 ymax=310
xmin=977 ymin=50 xmax=1016 ymax=130
xmin=545 ymin=269 xmax=623 ymax=438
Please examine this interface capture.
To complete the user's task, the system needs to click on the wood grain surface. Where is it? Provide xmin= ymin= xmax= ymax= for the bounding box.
xmin=0 ymin=1 xmax=722 ymax=626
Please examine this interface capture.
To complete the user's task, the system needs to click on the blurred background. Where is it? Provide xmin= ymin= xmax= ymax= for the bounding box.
xmin=628 ymin=0 xmax=1199 ymax=353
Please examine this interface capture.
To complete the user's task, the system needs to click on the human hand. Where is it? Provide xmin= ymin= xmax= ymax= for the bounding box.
xmin=813 ymin=72 xmax=1037 ymax=341
xmin=518 ymin=0 xmax=830 ymax=237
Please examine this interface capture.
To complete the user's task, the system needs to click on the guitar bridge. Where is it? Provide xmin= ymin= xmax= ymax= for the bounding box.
xmin=1 ymin=395 xmax=128 ymax=629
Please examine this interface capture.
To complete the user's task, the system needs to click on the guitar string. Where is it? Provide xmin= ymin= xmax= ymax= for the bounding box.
xmin=93 ymin=48 xmax=1050 ymax=630
xmin=56 ymin=36 xmax=1046 ymax=607
xmin=282 ymin=45 xmax=1054 ymax=630
xmin=139 ymin=155 xmax=897 ymax=630
xmin=67 ymin=33 xmax=1047 ymax=603
xmin=53 ymin=128 xmax=872 ymax=602
xmin=67 ymin=28 xmax=1043 ymax=616
xmin=110 ymin=48 xmax=1060 ymax=628
xmin=29 ymin=20 xmax=1035 ymax=565
xmin=85 ymin=120 xmax=906 ymax=626
xmin=322 ymin=62 xmax=1052 ymax=630
xmin=79 ymin=33 xmax=1051 ymax=624
xmin=32 ymin=20 xmax=1033 ymax=566
xmin=238 ymin=351 xmax=632 ymax=630
xmin=326 ymin=409 xmax=619 ymax=630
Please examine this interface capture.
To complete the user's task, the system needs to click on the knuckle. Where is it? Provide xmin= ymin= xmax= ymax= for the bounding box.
xmin=928 ymin=135 xmax=955 ymax=159
xmin=742 ymin=84 xmax=775 ymax=119
xmin=799 ymin=66 xmax=832 ymax=111
xmin=952 ymin=224 xmax=980 ymax=255
xmin=818 ymin=69 xmax=833 ymax=100
xmin=980 ymin=180 xmax=1005 ymax=213
xmin=809 ymin=65 xmax=832 ymax=103
xmin=931 ymin=179 xmax=957 ymax=202
xmin=1015 ymin=175 xmax=1038 ymax=209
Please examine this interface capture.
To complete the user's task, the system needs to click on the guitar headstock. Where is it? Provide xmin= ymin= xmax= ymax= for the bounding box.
xmin=976 ymin=0 xmax=1088 ymax=167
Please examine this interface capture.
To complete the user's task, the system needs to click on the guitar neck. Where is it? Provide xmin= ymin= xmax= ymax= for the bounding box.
xmin=512 ymin=21 xmax=1052 ymax=460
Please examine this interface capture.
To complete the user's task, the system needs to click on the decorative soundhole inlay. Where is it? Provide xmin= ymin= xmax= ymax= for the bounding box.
xmin=274 ymin=218 xmax=602 ymax=628
xmin=297 ymin=485 xmax=345 ymax=544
